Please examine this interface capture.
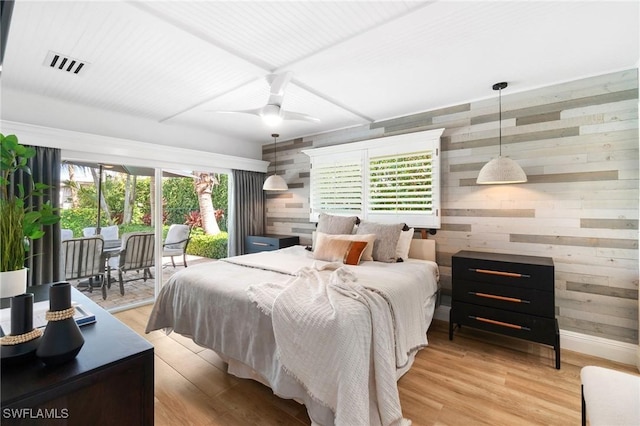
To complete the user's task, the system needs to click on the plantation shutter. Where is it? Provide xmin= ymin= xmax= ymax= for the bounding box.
xmin=309 ymin=152 xmax=362 ymax=221
xmin=367 ymin=149 xmax=436 ymax=224
xmin=304 ymin=128 xmax=443 ymax=228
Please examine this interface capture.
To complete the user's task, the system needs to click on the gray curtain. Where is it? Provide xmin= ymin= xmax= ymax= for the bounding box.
xmin=16 ymin=146 xmax=62 ymax=287
xmin=229 ymin=170 xmax=266 ymax=256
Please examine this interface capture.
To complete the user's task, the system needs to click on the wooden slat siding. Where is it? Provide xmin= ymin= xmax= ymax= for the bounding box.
xmin=285 ymin=182 xmax=304 ymax=189
xmin=516 ymin=111 xmax=562 ymax=126
xmin=263 ymin=69 xmax=639 ymax=344
xmin=460 ymin=170 xmax=619 ymax=186
xmin=567 ymin=281 xmax=639 ymax=300
xmin=471 ymin=89 xmax=638 ymax=126
xmin=370 ymin=103 xmax=470 ymax=130
xmin=444 ymin=127 xmax=581 ymax=152
xmin=509 ymin=234 xmax=638 ymax=249
xmin=559 ymin=316 xmax=638 ymax=343
xmin=443 ymin=209 xmax=535 ymax=217
xmin=581 ymin=218 xmax=638 ymax=230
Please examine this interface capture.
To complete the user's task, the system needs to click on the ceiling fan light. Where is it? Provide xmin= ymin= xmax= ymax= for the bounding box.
xmin=261 ymin=104 xmax=283 ymax=126
xmin=476 ymin=156 xmax=527 ymax=184
xmin=263 ymin=174 xmax=288 ymax=191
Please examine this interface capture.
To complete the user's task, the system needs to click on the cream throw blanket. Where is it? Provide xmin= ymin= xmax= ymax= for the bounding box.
xmin=248 ymin=264 xmax=411 ymax=426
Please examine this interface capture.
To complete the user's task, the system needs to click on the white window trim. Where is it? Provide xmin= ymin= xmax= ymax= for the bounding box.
xmin=303 ymin=128 xmax=444 ymax=228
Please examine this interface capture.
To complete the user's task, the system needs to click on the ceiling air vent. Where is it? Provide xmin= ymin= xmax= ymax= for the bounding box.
xmin=43 ymin=51 xmax=89 ymax=74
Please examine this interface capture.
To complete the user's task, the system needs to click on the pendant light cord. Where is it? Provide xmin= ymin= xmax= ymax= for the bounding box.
xmin=493 ymin=81 xmax=507 ymax=157
xmin=498 ymin=85 xmax=502 ymax=157
xmin=272 ymin=133 xmax=279 ymax=175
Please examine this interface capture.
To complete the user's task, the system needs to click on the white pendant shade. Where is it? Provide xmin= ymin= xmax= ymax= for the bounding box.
xmin=263 ymin=174 xmax=288 ymax=191
xmin=476 ymin=156 xmax=527 ymax=184
xmin=476 ymin=82 xmax=527 ymax=185
xmin=263 ymin=133 xmax=288 ymax=191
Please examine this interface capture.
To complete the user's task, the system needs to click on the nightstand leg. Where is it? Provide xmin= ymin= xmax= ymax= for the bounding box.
xmin=554 ymin=319 xmax=561 ymax=369
xmin=449 ymin=309 xmax=454 ymax=340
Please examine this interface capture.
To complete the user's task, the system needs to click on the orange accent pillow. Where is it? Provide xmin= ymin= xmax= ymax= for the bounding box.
xmin=313 ymin=238 xmax=369 ymax=266
xmin=343 ymin=241 xmax=368 ymax=266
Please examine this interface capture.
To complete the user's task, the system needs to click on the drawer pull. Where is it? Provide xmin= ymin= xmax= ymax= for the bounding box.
xmin=469 ymin=292 xmax=531 ymax=304
xmin=251 ymin=242 xmax=271 ymax=246
xmin=470 ymin=268 xmax=530 ymax=278
xmin=470 ymin=316 xmax=531 ymax=331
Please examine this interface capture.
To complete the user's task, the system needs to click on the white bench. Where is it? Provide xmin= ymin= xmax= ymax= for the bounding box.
xmin=581 ymin=365 xmax=640 ymax=426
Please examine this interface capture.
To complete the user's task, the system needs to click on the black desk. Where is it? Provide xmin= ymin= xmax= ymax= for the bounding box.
xmin=1 ymin=284 xmax=154 ymax=425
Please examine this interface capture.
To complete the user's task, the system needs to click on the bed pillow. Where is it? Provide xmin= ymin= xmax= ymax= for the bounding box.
xmin=317 ymin=213 xmax=358 ymax=235
xmin=355 ymin=221 xmax=405 ymax=263
xmin=343 ymin=241 xmax=368 ymax=265
xmin=396 ymin=227 xmax=414 ymax=261
xmin=313 ymin=231 xmax=376 ymax=262
xmin=313 ymin=235 xmax=369 ymax=265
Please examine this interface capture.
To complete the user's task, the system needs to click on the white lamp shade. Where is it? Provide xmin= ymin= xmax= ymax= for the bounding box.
xmin=263 ymin=174 xmax=288 ymax=191
xmin=476 ymin=156 xmax=527 ymax=184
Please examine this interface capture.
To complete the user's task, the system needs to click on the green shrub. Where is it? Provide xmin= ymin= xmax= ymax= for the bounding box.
xmin=187 ymin=232 xmax=228 ymax=259
xmin=118 ymin=224 xmax=155 ymax=235
xmin=60 ymin=207 xmax=109 ymax=237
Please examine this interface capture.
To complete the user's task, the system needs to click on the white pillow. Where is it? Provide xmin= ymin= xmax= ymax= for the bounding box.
xmin=396 ymin=228 xmax=414 ymax=261
xmin=314 ymin=231 xmax=377 ymax=261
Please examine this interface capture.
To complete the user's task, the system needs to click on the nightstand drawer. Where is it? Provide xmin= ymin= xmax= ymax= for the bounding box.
xmin=245 ymin=235 xmax=300 ymax=254
xmin=452 ymin=279 xmax=555 ymax=318
xmin=452 ymin=301 xmax=558 ymax=347
xmin=453 ymin=252 xmax=554 ymax=291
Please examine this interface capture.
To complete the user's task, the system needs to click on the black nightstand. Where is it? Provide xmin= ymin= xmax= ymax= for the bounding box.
xmin=449 ymin=250 xmax=560 ymax=369
xmin=245 ymin=234 xmax=300 ymax=254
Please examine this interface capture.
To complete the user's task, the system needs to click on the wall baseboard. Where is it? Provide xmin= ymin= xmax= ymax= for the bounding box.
xmin=434 ymin=305 xmax=638 ymax=366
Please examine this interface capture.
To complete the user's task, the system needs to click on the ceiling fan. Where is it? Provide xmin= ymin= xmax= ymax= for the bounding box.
xmin=216 ymin=72 xmax=320 ymax=126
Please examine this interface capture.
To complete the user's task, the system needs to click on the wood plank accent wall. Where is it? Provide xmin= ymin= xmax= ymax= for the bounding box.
xmin=263 ymin=69 xmax=639 ymax=344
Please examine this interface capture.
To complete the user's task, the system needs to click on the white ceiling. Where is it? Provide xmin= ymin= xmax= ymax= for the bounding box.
xmin=1 ymin=1 xmax=638 ymax=156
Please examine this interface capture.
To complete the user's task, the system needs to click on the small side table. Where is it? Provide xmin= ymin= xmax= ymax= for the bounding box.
xmin=245 ymin=234 xmax=300 ymax=254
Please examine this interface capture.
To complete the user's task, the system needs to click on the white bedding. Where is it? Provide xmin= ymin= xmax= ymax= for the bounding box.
xmin=146 ymin=245 xmax=439 ymax=425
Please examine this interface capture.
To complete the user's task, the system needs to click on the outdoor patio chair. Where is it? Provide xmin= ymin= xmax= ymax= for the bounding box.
xmin=61 ymin=228 xmax=74 ymax=241
xmin=162 ymin=224 xmax=191 ymax=268
xmin=62 ymin=236 xmax=107 ymax=300
xmin=83 ymin=225 xmax=120 ymax=269
xmin=116 ymin=232 xmax=155 ymax=296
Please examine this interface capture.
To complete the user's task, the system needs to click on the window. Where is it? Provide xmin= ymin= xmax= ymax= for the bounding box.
xmin=303 ymin=128 xmax=443 ymax=228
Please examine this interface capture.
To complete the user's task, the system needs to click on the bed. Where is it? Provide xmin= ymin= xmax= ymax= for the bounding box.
xmin=146 ymin=238 xmax=439 ymax=426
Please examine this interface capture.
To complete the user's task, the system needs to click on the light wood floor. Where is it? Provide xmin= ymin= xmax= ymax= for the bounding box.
xmin=115 ymin=305 xmax=639 ymax=426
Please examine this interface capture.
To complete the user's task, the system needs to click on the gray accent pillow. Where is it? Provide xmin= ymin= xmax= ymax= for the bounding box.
xmin=317 ymin=213 xmax=358 ymax=235
xmin=355 ymin=221 xmax=404 ymax=263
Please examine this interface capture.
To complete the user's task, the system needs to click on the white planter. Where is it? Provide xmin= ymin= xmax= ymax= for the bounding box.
xmin=0 ymin=268 xmax=28 ymax=298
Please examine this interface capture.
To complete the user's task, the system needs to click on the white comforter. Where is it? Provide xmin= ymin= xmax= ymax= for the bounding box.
xmin=146 ymin=246 xmax=439 ymax=425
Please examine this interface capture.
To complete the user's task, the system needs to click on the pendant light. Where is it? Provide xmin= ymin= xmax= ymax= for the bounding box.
xmin=476 ymin=82 xmax=527 ymax=184
xmin=263 ymin=133 xmax=288 ymax=191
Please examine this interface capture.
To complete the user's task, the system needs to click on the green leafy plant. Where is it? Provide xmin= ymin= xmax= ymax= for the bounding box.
xmin=187 ymin=231 xmax=228 ymax=259
xmin=0 ymin=134 xmax=60 ymax=272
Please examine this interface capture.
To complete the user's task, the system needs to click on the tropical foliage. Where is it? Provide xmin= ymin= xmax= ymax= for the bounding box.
xmin=0 ymin=134 xmax=60 ymax=272
xmin=60 ymin=167 xmax=228 ymax=258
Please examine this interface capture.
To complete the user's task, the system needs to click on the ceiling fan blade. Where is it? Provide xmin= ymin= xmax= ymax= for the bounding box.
xmin=282 ymin=110 xmax=320 ymax=123
xmin=268 ymin=72 xmax=293 ymax=96
xmin=266 ymin=71 xmax=292 ymax=105
xmin=213 ymin=108 xmax=262 ymax=116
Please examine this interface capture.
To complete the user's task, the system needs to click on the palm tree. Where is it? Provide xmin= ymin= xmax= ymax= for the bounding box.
xmin=66 ymin=163 xmax=79 ymax=207
xmin=123 ymin=174 xmax=136 ymax=224
xmin=194 ymin=172 xmax=220 ymax=235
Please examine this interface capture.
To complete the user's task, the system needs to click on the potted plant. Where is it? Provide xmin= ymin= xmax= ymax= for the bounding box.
xmin=0 ymin=133 xmax=60 ymax=297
